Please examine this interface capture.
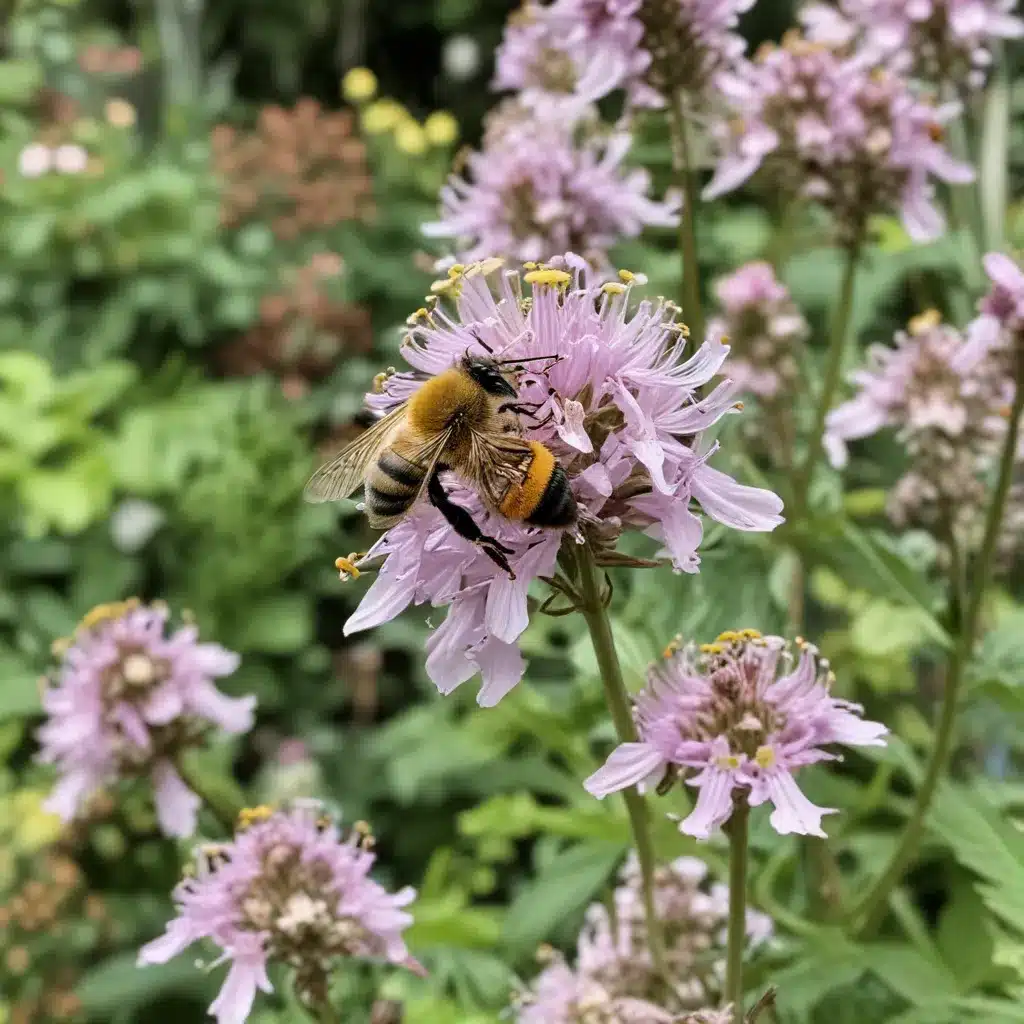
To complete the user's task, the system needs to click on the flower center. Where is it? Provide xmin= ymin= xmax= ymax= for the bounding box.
xmin=533 ymin=47 xmax=577 ymax=92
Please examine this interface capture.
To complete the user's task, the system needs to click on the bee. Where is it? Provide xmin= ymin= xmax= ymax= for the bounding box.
xmin=304 ymin=354 xmax=578 ymax=578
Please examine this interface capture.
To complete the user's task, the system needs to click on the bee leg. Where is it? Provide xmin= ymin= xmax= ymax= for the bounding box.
xmin=427 ymin=472 xmax=517 ymax=580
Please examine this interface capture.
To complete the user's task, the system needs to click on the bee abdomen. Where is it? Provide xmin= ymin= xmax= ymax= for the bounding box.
xmin=366 ymin=452 xmax=424 ymax=521
xmin=525 ymin=465 xmax=577 ymax=527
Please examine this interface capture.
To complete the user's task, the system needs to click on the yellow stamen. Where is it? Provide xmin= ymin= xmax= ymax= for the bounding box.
xmin=78 ymin=598 xmax=141 ymax=634
xmin=237 ymin=805 xmax=274 ymax=830
xmin=908 ymin=308 xmax=942 ymax=335
xmin=739 ymin=628 xmax=762 ymax=640
xmin=447 ymin=263 xmax=465 ymax=278
xmin=429 ymin=277 xmax=460 ymax=296
xmin=716 ymin=630 xmax=740 ymax=644
xmin=335 ymin=556 xmax=362 ymax=579
xmin=466 ymin=256 xmax=505 ymax=278
xmin=715 ymin=753 xmax=742 ymax=770
xmin=662 ymin=635 xmax=682 ymax=658
xmin=699 ymin=642 xmax=725 ymax=655
xmin=618 ymin=269 xmax=636 ymax=282
xmin=755 ymin=746 xmax=776 ymax=770
xmin=602 ymin=282 xmax=626 ymax=295
xmin=524 ymin=268 xmax=571 ymax=287
xmin=523 ymin=261 xmax=538 ymax=271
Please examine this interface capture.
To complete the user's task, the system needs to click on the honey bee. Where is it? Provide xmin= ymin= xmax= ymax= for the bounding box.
xmin=304 ymin=354 xmax=578 ymax=578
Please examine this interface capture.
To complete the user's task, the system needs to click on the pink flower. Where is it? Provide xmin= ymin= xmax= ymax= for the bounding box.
xmin=18 ymin=143 xmax=52 ymax=178
xmin=53 ymin=143 xmax=89 ymax=175
xmin=825 ymin=308 xmax=1018 ymax=551
xmin=802 ymin=0 xmax=1024 ymax=88
xmin=339 ymin=257 xmax=783 ymax=705
xmin=423 ymin=106 xmax=679 ymax=270
xmin=964 ymin=251 xmax=1024 ymax=362
xmin=36 ymin=599 xmax=254 ymax=838
xmin=513 ymin=852 xmax=772 ymax=1022
xmin=139 ymin=803 xmax=419 ymax=1023
xmin=704 ymin=35 xmax=974 ymax=245
xmin=585 ymin=630 xmax=886 ymax=838
xmin=708 ymin=261 xmax=808 ymax=401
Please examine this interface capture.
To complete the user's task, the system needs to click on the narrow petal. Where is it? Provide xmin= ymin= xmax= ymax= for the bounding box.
xmin=680 ymin=767 xmax=736 ymax=839
xmin=208 ymin=960 xmax=267 ymax=1024
xmin=152 ymin=761 xmax=201 ymax=838
xmin=138 ymin=917 xmax=198 ymax=965
xmin=691 ymin=464 xmax=784 ymax=532
xmin=763 ymin=770 xmax=835 ymax=837
xmin=185 ymin=681 xmax=256 ymax=734
xmin=584 ymin=743 xmax=667 ymax=798
xmin=475 ymin=638 xmax=526 ymax=707
xmin=344 ymin=571 xmax=416 ymax=635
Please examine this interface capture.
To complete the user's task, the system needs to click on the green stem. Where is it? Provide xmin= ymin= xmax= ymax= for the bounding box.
xmin=792 ymin=243 xmax=860 ymax=515
xmin=668 ymin=90 xmax=705 ymax=346
xmin=574 ymin=545 xmax=668 ymax=979
xmin=850 ymin=352 xmax=1024 ymax=936
xmin=724 ymin=798 xmax=750 ymax=1023
xmin=176 ymin=757 xmax=240 ymax=837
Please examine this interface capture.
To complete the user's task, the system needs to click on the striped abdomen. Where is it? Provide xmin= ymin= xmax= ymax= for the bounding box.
xmin=365 ymin=440 xmax=428 ymax=528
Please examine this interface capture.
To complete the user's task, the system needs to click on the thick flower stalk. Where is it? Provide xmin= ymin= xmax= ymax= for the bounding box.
xmin=802 ymin=0 xmax=1024 ymax=89
xmin=704 ymin=31 xmax=975 ymax=247
xmin=708 ymin=262 xmax=808 ymax=464
xmin=585 ymin=630 xmax=887 ymax=838
xmin=139 ymin=803 xmax=420 ymax=1024
xmin=423 ymin=105 xmax=679 ymax=270
xmin=512 ymin=853 xmax=772 ymax=1023
xmin=338 ymin=256 xmax=783 ymax=706
xmin=825 ymin=308 xmax=1021 ymax=554
xmin=37 ymin=600 xmax=255 ymax=839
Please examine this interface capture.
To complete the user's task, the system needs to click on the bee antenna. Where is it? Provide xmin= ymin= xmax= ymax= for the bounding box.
xmin=470 ymin=331 xmax=495 ymax=354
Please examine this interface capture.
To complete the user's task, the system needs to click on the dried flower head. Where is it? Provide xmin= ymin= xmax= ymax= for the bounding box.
xmin=424 ymin=103 xmax=679 ymax=270
xmin=212 ymin=100 xmax=374 ymax=236
xmin=802 ymin=0 xmax=1024 ymax=89
xmin=337 ymin=256 xmax=783 ymax=706
xmin=825 ymin=309 xmax=1021 ymax=553
xmin=139 ymin=803 xmax=419 ymax=1023
xmin=513 ymin=852 xmax=772 ymax=1022
xmin=37 ymin=600 xmax=255 ymax=838
xmin=704 ymin=32 xmax=974 ymax=247
xmin=217 ymin=255 xmax=372 ymax=383
xmin=586 ymin=631 xmax=886 ymax=838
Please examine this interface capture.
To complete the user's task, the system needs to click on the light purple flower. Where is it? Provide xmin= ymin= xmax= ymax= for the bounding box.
xmin=513 ymin=852 xmax=772 ymax=1022
xmin=704 ymin=34 xmax=975 ymax=245
xmin=802 ymin=0 xmax=1024 ymax=88
xmin=708 ymin=261 xmax=808 ymax=401
xmin=139 ymin=803 xmax=419 ymax=1024
xmin=963 ymin=251 xmax=1024 ymax=363
xmin=53 ymin=143 xmax=89 ymax=175
xmin=37 ymin=599 xmax=254 ymax=838
xmin=585 ymin=630 xmax=886 ymax=839
xmin=339 ymin=257 xmax=784 ymax=706
xmin=825 ymin=308 xmax=1018 ymax=550
xmin=423 ymin=107 xmax=679 ymax=270
xmin=493 ymin=0 xmax=655 ymax=116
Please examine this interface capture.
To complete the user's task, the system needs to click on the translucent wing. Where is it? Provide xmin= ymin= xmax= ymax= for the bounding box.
xmin=304 ymin=404 xmax=409 ymax=504
xmin=366 ymin=426 xmax=455 ymax=529
xmin=463 ymin=431 xmax=535 ymax=510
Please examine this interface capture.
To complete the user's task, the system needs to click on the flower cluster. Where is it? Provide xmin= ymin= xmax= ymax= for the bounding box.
xmin=217 ymin=252 xmax=373 ymax=397
xmin=825 ymin=307 xmax=1022 ymax=552
xmin=707 ymin=262 xmax=808 ymax=463
xmin=424 ymin=104 xmax=679 ymax=270
xmin=802 ymin=0 xmax=1024 ymax=88
xmin=37 ymin=600 xmax=255 ymax=839
xmin=586 ymin=630 xmax=886 ymax=838
xmin=513 ymin=852 xmax=772 ymax=1022
xmin=704 ymin=32 xmax=974 ymax=246
xmin=338 ymin=257 xmax=783 ymax=706
xmin=966 ymin=251 xmax=1024 ymax=363
xmin=139 ymin=803 xmax=419 ymax=1023
xmin=211 ymin=100 xmax=374 ymax=237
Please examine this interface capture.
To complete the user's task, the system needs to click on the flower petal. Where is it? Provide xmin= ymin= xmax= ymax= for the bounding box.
xmin=584 ymin=742 xmax=667 ymax=798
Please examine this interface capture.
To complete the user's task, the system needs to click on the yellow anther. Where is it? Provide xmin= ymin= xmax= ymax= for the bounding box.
xmin=354 ymin=819 xmax=372 ymax=835
xmin=341 ymin=67 xmax=378 ymax=104
xmin=699 ymin=642 xmax=725 ymax=655
xmin=676 ymin=321 xmax=691 ymax=336
xmin=733 ymin=401 xmax=745 ymax=411
xmin=715 ymin=753 xmax=742 ymax=770
xmin=523 ymin=261 xmax=538 ymax=270
xmin=78 ymin=598 xmax=141 ymax=634
xmin=237 ymin=805 xmax=274 ymax=829
xmin=524 ymin=268 xmax=571 ymax=287
xmin=716 ymin=630 xmax=740 ymax=644
xmin=335 ymin=556 xmax=362 ymax=579
xmin=466 ymin=256 xmax=505 ymax=278
xmin=663 ymin=635 xmax=682 ymax=658
xmin=429 ymin=277 xmax=460 ymax=296
xmin=602 ymin=282 xmax=626 ymax=295
xmin=739 ymin=628 xmax=762 ymax=640
xmin=405 ymin=307 xmax=430 ymax=325
xmin=618 ymin=269 xmax=635 ymax=282
xmin=908 ymin=308 xmax=942 ymax=335
xmin=754 ymin=746 xmax=777 ymax=770
xmin=447 ymin=263 xmax=465 ymax=278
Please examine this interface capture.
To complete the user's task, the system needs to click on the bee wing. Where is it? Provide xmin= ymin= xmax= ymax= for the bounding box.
xmin=463 ymin=431 xmax=535 ymax=509
xmin=304 ymin=403 xmax=409 ymax=504
xmin=366 ymin=426 xmax=455 ymax=528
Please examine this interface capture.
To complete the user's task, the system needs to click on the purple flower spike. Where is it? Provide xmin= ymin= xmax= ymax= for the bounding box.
xmin=338 ymin=257 xmax=784 ymax=706
xmin=37 ymin=599 xmax=254 ymax=838
xmin=139 ymin=803 xmax=419 ymax=1024
xmin=585 ymin=630 xmax=886 ymax=839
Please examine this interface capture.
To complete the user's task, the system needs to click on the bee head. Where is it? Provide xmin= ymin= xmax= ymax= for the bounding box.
xmin=461 ymin=356 xmax=518 ymax=398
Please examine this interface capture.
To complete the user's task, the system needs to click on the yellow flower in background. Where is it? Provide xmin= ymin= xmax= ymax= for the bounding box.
xmin=361 ymin=98 xmax=406 ymax=135
xmin=342 ymin=66 xmax=378 ymax=104
xmin=11 ymin=789 xmax=62 ymax=851
xmin=424 ymin=110 xmax=459 ymax=147
xmin=105 ymin=97 xmax=137 ymax=128
xmin=394 ymin=119 xmax=428 ymax=156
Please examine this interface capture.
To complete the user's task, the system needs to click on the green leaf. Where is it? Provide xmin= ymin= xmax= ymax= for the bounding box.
xmin=0 ymin=59 xmax=44 ymax=105
xmin=77 ymin=951 xmax=212 ymax=1019
xmin=232 ymin=593 xmax=313 ymax=653
xmin=861 ymin=944 xmax=960 ymax=1005
xmin=850 ymin=600 xmax=935 ymax=657
xmin=502 ymin=840 xmax=623 ymax=953
xmin=0 ymin=652 xmax=42 ymax=719
xmin=771 ymin=931 xmax=867 ymax=1021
